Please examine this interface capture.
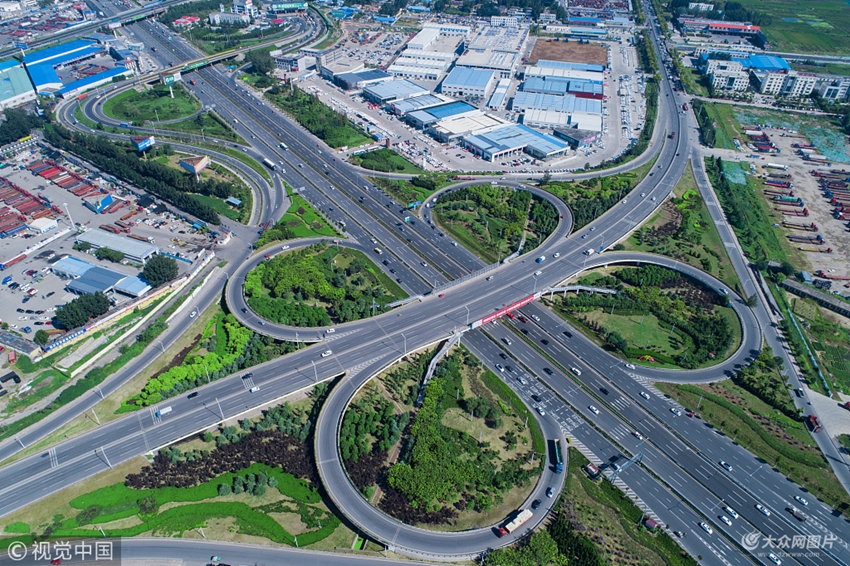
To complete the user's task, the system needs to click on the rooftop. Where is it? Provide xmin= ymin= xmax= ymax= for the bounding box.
xmin=535 ymin=59 xmax=605 ymax=73
xmin=514 ymin=91 xmax=602 ymax=113
xmin=67 ymin=265 xmax=127 ymax=295
xmin=363 ymin=79 xmax=429 ymax=101
xmin=424 ymin=100 xmax=477 ymax=119
xmin=0 ymin=65 xmax=34 ymax=104
xmin=335 ymin=68 xmax=392 ymax=86
xmin=52 ymin=255 xmax=95 ymax=278
xmin=55 ymin=67 xmax=133 ymax=97
xmin=76 ymin=229 xmax=159 ymax=260
xmin=442 ymin=66 xmax=495 ymax=89
xmin=22 ymin=39 xmax=95 ymax=66
xmin=389 ymin=93 xmax=452 ymax=114
xmin=465 ymin=124 xmax=568 ymax=156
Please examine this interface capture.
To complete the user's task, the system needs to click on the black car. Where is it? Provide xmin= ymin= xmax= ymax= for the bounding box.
xmin=541 ymin=339 xmax=549 ymax=346
xmin=35 ymin=310 xmax=44 ymax=315
xmin=25 ymin=309 xmax=33 ymax=314
xmin=563 ymin=330 xmax=572 ymax=338
xmin=499 ymin=353 xmax=508 ymax=360
xmin=242 ymin=373 xmax=253 ymax=379
xmin=187 ymin=392 xmax=199 ymax=399
xmin=241 ymin=308 xmax=247 ymax=313
xmin=600 ymin=387 xmax=609 ymax=395
xmin=389 ymin=269 xmax=396 ymax=274
xmin=520 ymin=329 xmax=529 ymax=335
xmin=532 ymin=394 xmax=541 ymax=402
xmin=382 ymin=260 xmax=389 ymax=266
xmin=543 ymin=368 xmax=553 ymax=375
xmin=16 ymin=308 xmax=23 ymax=313
xmin=531 ymin=499 xmax=542 ymax=510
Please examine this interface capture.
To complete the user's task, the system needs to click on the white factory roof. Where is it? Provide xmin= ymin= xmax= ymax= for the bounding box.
xmin=432 ymin=111 xmax=508 ymax=136
xmin=75 ymin=230 xmax=159 ymax=260
xmin=523 ymin=109 xmax=603 ymax=131
xmin=525 ymin=66 xmax=605 ymax=82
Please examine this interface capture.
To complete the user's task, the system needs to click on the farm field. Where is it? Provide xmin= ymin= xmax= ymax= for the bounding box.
xmin=731 ymin=0 xmax=850 ymax=54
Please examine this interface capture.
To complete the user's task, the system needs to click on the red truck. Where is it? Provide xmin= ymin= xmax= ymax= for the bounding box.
xmin=807 ymin=414 xmax=823 ymax=432
xmin=841 ymin=401 xmax=850 ymax=411
xmin=189 ymin=79 xmax=196 ymax=86
xmin=683 ymin=103 xmax=688 ymax=111
xmin=669 ymin=132 xmax=675 ymax=139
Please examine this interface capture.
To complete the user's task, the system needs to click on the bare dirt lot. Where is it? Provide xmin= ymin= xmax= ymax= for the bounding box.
xmin=527 ymin=39 xmax=608 ymax=66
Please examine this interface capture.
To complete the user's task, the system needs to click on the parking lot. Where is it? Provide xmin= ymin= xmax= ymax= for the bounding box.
xmin=0 ymin=145 xmax=203 ymax=334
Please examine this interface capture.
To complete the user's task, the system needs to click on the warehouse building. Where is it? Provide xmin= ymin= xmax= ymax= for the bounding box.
xmin=486 ymin=79 xmax=511 ymax=110
xmin=0 ymin=60 xmax=36 ymax=110
xmin=23 ymin=40 xmax=104 ymax=94
xmin=512 ymin=91 xmax=602 ymax=114
xmin=522 ymin=75 xmax=603 ymax=99
xmin=53 ymin=255 xmax=152 ymax=298
xmin=407 ymin=100 xmax=477 ymax=128
xmin=429 ymin=111 xmax=508 ymax=142
xmin=462 ymin=124 xmax=569 ymax=161
xmin=75 ymin=230 xmax=159 ymax=264
xmin=388 ymin=22 xmax=467 ymax=80
xmin=534 ymin=59 xmax=605 ymax=73
xmin=334 ymin=69 xmax=393 ymax=90
xmin=525 ymin=66 xmax=604 ymax=82
xmin=522 ymin=108 xmax=602 ymax=130
xmin=440 ymin=67 xmax=495 ymax=98
xmin=553 ymin=128 xmax=600 ymax=149
xmin=388 ymin=93 xmax=453 ymax=115
xmin=456 ymin=25 xmax=529 ymax=78
xmin=362 ymin=79 xmax=430 ymax=104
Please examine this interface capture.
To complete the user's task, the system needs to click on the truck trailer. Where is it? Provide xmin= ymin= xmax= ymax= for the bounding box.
xmin=497 ymin=509 xmax=533 ymax=537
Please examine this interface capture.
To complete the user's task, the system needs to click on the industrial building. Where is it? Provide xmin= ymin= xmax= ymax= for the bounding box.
xmin=456 ymin=25 xmax=529 ymax=78
xmin=681 ymin=18 xmax=761 ymax=36
xmin=486 ymin=79 xmax=510 ymax=110
xmin=387 ymin=22 xmax=467 ymax=80
xmin=710 ymin=69 xmax=749 ymax=91
xmin=53 ymin=255 xmax=152 ymax=298
xmin=54 ymin=67 xmax=134 ymax=98
xmin=521 ymin=75 xmax=603 ymax=99
xmin=440 ymin=67 xmax=495 ymax=98
xmin=0 ymin=60 xmax=36 ymax=109
xmin=522 ymin=108 xmax=602 ymax=130
xmin=525 ymin=66 xmax=604 ymax=83
xmin=388 ymin=93 xmax=453 ymax=115
xmin=26 ymin=217 xmax=58 ymax=234
xmin=75 ymin=230 xmax=159 ymax=264
xmin=541 ymin=25 xmax=608 ymax=40
xmin=334 ymin=69 xmax=393 ymax=90
xmin=462 ymin=124 xmax=569 ymax=161
xmin=533 ymin=59 xmax=605 ymax=73
xmin=752 ymin=70 xmax=817 ymax=97
xmin=429 ymin=111 xmax=508 ymax=142
xmin=406 ymin=100 xmax=477 ymax=129
xmin=362 ymin=79 xmax=429 ymax=104
xmin=512 ymin=91 xmax=602 ymax=114
xmin=553 ymin=128 xmax=600 ymax=149
xmin=814 ymin=77 xmax=850 ymax=103
xmin=274 ymin=53 xmax=310 ymax=72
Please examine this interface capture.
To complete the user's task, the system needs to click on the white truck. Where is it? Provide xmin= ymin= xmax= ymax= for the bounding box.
xmin=155 ymin=406 xmax=172 ymax=418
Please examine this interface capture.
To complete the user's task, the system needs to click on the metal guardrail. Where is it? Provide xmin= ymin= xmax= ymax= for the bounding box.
xmin=386 ymin=295 xmax=423 ymax=308
xmin=416 ymin=331 xmax=463 ymax=406
xmin=545 ymin=285 xmax=619 ymax=295
xmin=433 ymin=261 xmax=500 ymax=294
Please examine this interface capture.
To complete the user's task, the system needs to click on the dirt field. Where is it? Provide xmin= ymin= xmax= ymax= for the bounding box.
xmin=527 ymin=38 xmax=608 ymax=66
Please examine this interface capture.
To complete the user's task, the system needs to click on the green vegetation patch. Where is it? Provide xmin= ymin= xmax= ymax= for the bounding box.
xmin=156 ymin=112 xmax=243 ymax=144
xmin=244 ymin=243 xmax=407 ymax=327
xmin=3 ymin=522 xmax=29 ymax=534
xmin=434 ymin=185 xmax=558 ymax=264
xmin=553 ymin=264 xmax=739 ymax=369
xmin=266 ymin=85 xmax=371 ymax=148
xmin=350 ymin=148 xmax=423 ymax=174
xmin=103 ymin=84 xmax=200 ymax=123
xmin=543 ymin=169 xmax=644 ymax=231
xmin=256 ymin=189 xmax=338 ymax=247
xmin=791 ymin=297 xmax=850 ymax=394
xmin=624 ymin=162 xmax=740 ymax=290
xmin=371 ymin=173 xmax=454 ymax=205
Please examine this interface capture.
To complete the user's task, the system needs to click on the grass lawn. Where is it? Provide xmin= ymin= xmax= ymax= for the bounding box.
xmin=102 ymin=84 xmax=200 ymax=123
xmin=657 ymin=380 xmax=850 ymax=517
xmin=680 ymin=67 xmax=710 ymax=97
xmin=279 ymin=192 xmax=338 ymax=238
xmin=197 ymin=143 xmax=270 ymax=183
xmin=840 ymin=434 xmax=850 ymax=450
xmin=157 ymin=154 xmax=252 ymax=223
xmin=435 ymin=208 xmax=513 ymax=264
xmin=193 ymin=194 xmax=242 ymax=222
xmin=350 ymin=149 xmax=424 ymax=175
xmin=698 ymin=102 xmax=743 ymax=150
xmin=624 ymin=162 xmax=742 ymax=291
xmin=73 ymin=104 xmax=99 ymax=130
xmin=790 ymin=62 xmax=850 ymax=77
xmin=157 ymin=112 xmax=242 ymax=143
xmin=564 ymin=447 xmax=698 ymax=566
xmin=729 ymin=0 xmax=850 ymax=54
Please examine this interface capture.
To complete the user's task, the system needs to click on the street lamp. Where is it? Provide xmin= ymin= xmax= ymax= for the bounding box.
xmin=401 ymin=333 xmax=407 ymax=355
xmin=464 ymin=305 xmax=470 ymax=326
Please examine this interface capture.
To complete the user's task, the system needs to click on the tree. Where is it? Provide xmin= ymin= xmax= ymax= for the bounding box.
xmin=95 ymin=247 xmax=125 ymax=263
xmin=34 ymin=329 xmax=49 ymax=346
xmin=218 ymin=482 xmax=232 ymax=496
xmin=142 ymin=255 xmax=179 ymax=287
xmin=245 ymin=50 xmax=274 ymax=76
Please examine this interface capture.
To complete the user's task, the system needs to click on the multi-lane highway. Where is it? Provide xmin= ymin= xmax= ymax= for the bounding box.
xmin=4 ymin=1 xmax=848 ymax=565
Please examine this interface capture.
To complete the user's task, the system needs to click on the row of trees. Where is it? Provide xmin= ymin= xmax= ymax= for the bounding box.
xmin=267 ymin=86 xmax=364 ymax=149
xmin=217 ymin=471 xmax=279 ymax=497
xmin=0 ymin=108 xmax=42 ymax=146
xmin=55 ymin=292 xmax=111 ymax=330
xmin=341 ymin=390 xmax=409 ymax=462
xmin=43 ymin=125 xmax=222 ymax=223
xmin=95 ymin=247 xmax=124 ymax=263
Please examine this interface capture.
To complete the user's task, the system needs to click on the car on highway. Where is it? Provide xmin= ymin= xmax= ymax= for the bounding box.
xmin=531 ymin=499 xmax=542 ymax=510
xmin=495 ymin=363 xmax=504 ymax=372
xmin=724 ymin=506 xmax=738 ymax=519
xmin=719 ymin=461 xmax=733 ymax=472
xmin=589 ymin=405 xmax=600 ymax=415
xmin=756 ymin=504 xmax=771 ymax=517
xmin=187 ymin=392 xmax=199 ymax=399
xmin=720 ymin=515 xmax=732 ymax=526
xmin=249 ymin=386 xmax=260 ymax=393
xmin=546 ymin=487 xmax=555 ymax=497
xmin=536 ymin=406 xmax=546 ymax=416
xmin=768 ymin=553 xmax=782 ymax=565
xmin=321 ymin=350 xmax=332 ymax=357
xmin=570 ymin=367 xmax=581 ymax=376
xmin=517 ymin=376 xmax=526 ymax=385
xmin=532 ymin=394 xmax=541 ymax=402
xmin=699 ymin=522 xmax=713 ymax=534
xmin=540 ymin=339 xmax=549 ymax=345
xmin=633 ymin=431 xmax=643 ymax=440
xmin=543 ymin=368 xmax=553 ymax=375
xmin=670 ymin=408 xmax=682 ymax=417
xmin=625 ymin=363 xmax=635 ymax=370
xmin=794 ymin=495 xmax=808 ymax=506
xmin=553 ymin=253 xmax=560 ymax=258
xmin=242 ymin=373 xmax=253 ymax=380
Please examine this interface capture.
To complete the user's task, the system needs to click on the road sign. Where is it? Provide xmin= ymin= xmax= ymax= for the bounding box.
xmin=12 ymin=41 xmax=27 ymax=50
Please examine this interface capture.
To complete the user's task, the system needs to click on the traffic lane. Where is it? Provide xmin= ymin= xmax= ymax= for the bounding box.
xmin=506 ymin=312 xmax=848 ymax=565
xmin=480 ymin=323 xmax=838 ymax=566
xmin=462 ymin=331 xmax=749 ymax=566
xmin=196 ymin=71 xmax=455 ymax=285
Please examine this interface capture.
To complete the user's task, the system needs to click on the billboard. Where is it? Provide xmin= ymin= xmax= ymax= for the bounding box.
xmin=133 ymin=136 xmax=155 ymax=151
xmin=480 ymin=294 xmax=537 ymax=326
xmin=13 ymin=41 xmax=28 ymax=50
xmin=160 ymin=71 xmax=181 ymax=85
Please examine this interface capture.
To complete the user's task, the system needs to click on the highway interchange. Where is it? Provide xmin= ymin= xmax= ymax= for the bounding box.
xmin=1 ymin=2 xmax=849 ymax=565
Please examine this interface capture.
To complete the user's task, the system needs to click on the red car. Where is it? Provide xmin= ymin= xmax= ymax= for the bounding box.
xmin=51 ymin=560 xmax=62 ymax=566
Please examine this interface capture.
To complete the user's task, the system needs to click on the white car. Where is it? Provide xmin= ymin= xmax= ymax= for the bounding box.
xmin=724 ymin=506 xmax=738 ymax=519
xmin=720 ymin=515 xmax=732 ymax=526
xmin=571 ymin=367 xmax=582 ymax=376
xmin=249 ymin=386 xmax=260 ymax=393
xmin=531 ymin=315 xmax=540 ymax=322
xmin=756 ymin=504 xmax=771 ymax=517
xmin=633 ymin=431 xmax=643 ymax=440
xmin=640 ymin=391 xmax=650 ymax=400
xmin=495 ymin=364 xmax=504 ymax=373
xmin=321 ymin=350 xmax=333 ymax=358
xmin=553 ymin=253 xmax=560 ymax=258
xmin=670 ymin=408 xmax=682 ymax=417
xmin=640 ymin=192 xmax=646 ymax=197
xmin=536 ymin=406 xmax=546 ymax=416
xmin=699 ymin=522 xmax=713 ymax=534
xmin=534 ymin=270 xmax=542 ymax=276
xmin=794 ymin=495 xmax=808 ymax=506
xmin=625 ymin=363 xmax=635 ymax=370
xmin=589 ymin=405 xmax=600 ymax=415
xmin=768 ymin=553 xmax=781 ymax=565
xmin=189 ymin=311 xmax=196 ymax=318
xmin=720 ymin=461 xmax=733 ymax=472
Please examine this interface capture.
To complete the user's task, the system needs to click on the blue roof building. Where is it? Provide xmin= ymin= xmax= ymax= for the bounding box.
xmin=463 ymin=124 xmax=568 ymax=162
xmin=23 ymin=40 xmax=97 ymax=66
xmin=535 ymin=59 xmax=605 ymax=73
xmin=441 ymin=67 xmax=495 ymax=98
xmin=26 ymin=64 xmax=62 ymax=92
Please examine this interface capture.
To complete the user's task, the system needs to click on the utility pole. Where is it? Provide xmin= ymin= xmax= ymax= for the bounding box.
xmin=312 ymin=360 xmax=318 ymax=382
xmin=215 ymin=397 xmax=224 ymax=419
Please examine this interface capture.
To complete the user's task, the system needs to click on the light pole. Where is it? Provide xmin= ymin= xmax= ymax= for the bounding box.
xmin=464 ymin=305 xmax=470 ymax=326
xmin=401 ymin=333 xmax=407 ymax=355
xmin=749 ymin=465 xmax=763 ymax=478
xmin=63 ymin=203 xmax=75 ymax=231
xmin=312 ymin=360 xmax=318 ymax=382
